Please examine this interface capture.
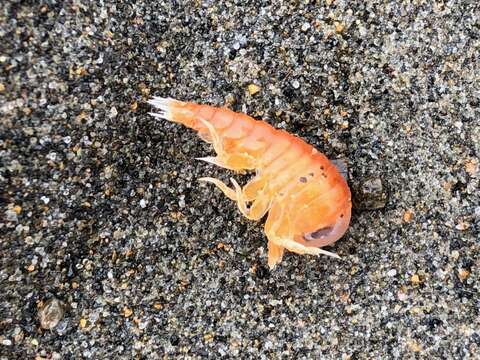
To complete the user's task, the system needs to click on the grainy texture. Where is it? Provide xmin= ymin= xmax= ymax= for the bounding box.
xmin=1 ymin=1 xmax=479 ymax=359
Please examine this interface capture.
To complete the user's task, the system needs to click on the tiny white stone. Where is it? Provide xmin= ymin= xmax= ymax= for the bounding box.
xmin=5 ymin=209 xmax=18 ymax=222
xmin=301 ymin=22 xmax=311 ymax=32
xmin=475 ymin=207 xmax=480 ymax=217
xmin=1 ymin=339 xmax=12 ymax=346
xmin=387 ymin=269 xmax=397 ymax=277
xmin=138 ymin=321 xmax=148 ymax=330
xmin=178 ymin=198 xmax=185 ymax=208
xmin=40 ymin=196 xmax=50 ymax=204
xmin=291 ymin=80 xmax=300 ymax=89
xmin=139 ymin=199 xmax=146 ymax=208
xmin=109 ymin=107 xmax=118 ymax=118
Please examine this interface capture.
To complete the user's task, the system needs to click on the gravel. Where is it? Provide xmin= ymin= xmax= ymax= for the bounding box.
xmin=1 ymin=0 xmax=479 ymax=358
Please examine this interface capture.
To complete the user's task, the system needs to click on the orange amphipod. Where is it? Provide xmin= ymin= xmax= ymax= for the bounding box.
xmin=149 ymin=97 xmax=352 ymax=269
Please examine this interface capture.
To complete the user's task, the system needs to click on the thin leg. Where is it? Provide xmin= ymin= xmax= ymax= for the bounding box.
xmin=196 ymin=118 xmax=256 ymax=171
xmin=201 ymin=176 xmax=271 ymax=220
xmin=264 ymin=203 xmax=340 ymax=269
xmin=196 ymin=156 xmax=237 ymax=170
xmin=243 ymin=175 xmax=267 ymax=202
xmin=276 ymin=237 xmax=341 ymax=259
xmin=198 ymin=177 xmax=236 ymax=201
xmin=198 ymin=118 xmax=223 ymax=155
xmin=230 ymin=177 xmax=271 ymax=221
xmin=267 ymin=241 xmax=285 ymax=269
xmin=248 ymin=194 xmax=271 ymax=220
xmin=230 ymin=177 xmax=250 ymax=218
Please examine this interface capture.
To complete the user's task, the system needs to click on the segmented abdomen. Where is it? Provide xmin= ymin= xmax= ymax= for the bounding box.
xmin=152 ymin=98 xmax=346 ymax=204
xmin=191 ymin=105 xmax=344 ymax=197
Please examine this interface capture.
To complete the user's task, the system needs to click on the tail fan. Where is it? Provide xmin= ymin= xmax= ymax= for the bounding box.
xmin=148 ymin=97 xmax=198 ymax=129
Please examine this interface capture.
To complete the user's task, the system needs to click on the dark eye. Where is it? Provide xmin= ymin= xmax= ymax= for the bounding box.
xmin=303 ymin=226 xmax=334 ymax=241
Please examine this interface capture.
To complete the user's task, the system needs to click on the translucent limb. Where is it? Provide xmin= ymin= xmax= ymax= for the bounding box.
xmin=198 ymin=177 xmax=236 ymax=201
xmin=267 ymin=241 xmax=285 ymax=269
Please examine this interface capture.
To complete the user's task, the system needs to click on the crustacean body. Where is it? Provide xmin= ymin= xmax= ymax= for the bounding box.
xmin=149 ymin=97 xmax=351 ymax=269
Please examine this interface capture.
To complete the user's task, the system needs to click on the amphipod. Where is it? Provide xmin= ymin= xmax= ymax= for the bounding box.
xmin=149 ymin=97 xmax=351 ymax=269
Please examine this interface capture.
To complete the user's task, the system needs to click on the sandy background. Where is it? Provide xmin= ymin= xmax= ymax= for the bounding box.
xmin=1 ymin=1 xmax=479 ymax=358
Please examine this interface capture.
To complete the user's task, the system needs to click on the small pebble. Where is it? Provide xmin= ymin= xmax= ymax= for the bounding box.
xmin=5 ymin=209 xmax=18 ymax=222
xmin=109 ymin=106 xmax=118 ymax=118
xmin=38 ymin=298 xmax=65 ymax=330
xmin=301 ymin=22 xmax=310 ymax=32
xmin=458 ymin=269 xmax=470 ymax=282
xmin=403 ymin=210 xmax=413 ymax=223
xmin=335 ymin=21 xmax=345 ymax=33
xmin=411 ymin=274 xmax=421 ymax=284
xmin=224 ymin=94 xmax=236 ymax=107
xmin=387 ymin=269 xmax=397 ymax=277
xmin=123 ymin=307 xmax=133 ymax=318
xmin=354 ymin=177 xmax=388 ymax=210
xmin=247 ymin=84 xmax=261 ymax=95
xmin=1 ymin=339 xmax=12 ymax=346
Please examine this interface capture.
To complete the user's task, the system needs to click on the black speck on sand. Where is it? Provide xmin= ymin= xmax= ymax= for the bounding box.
xmin=1 ymin=1 xmax=479 ymax=359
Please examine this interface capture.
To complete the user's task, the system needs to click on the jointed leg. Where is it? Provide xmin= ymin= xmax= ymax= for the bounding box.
xmin=196 ymin=120 xmax=270 ymax=219
xmin=267 ymin=241 xmax=285 ymax=269
xmin=230 ymin=178 xmax=271 ymax=220
xmin=248 ymin=193 xmax=271 ymax=220
xmin=196 ymin=156 xmax=237 ymax=170
xmin=266 ymin=235 xmax=340 ymax=269
xmin=199 ymin=177 xmax=271 ymax=221
xmin=264 ymin=204 xmax=341 ymax=269
xmin=230 ymin=178 xmax=249 ymax=218
xmin=198 ymin=118 xmax=223 ymax=155
xmin=243 ymin=174 xmax=268 ymax=201
xmin=274 ymin=237 xmax=341 ymax=259
xmin=198 ymin=177 xmax=236 ymax=201
xmin=196 ymin=118 xmax=256 ymax=171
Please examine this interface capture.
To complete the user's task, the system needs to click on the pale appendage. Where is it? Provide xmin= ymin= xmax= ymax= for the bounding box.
xmin=197 ymin=117 xmax=272 ymax=221
xmin=199 ymin=177 xmax=271 ymax=221
xmin=264 ymin=202 xmax=341 ymax=269
xmin=196 ymin=118 xmax=257 ymax=171
xmin=267 ymin=240 xmax=285 ymax=269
